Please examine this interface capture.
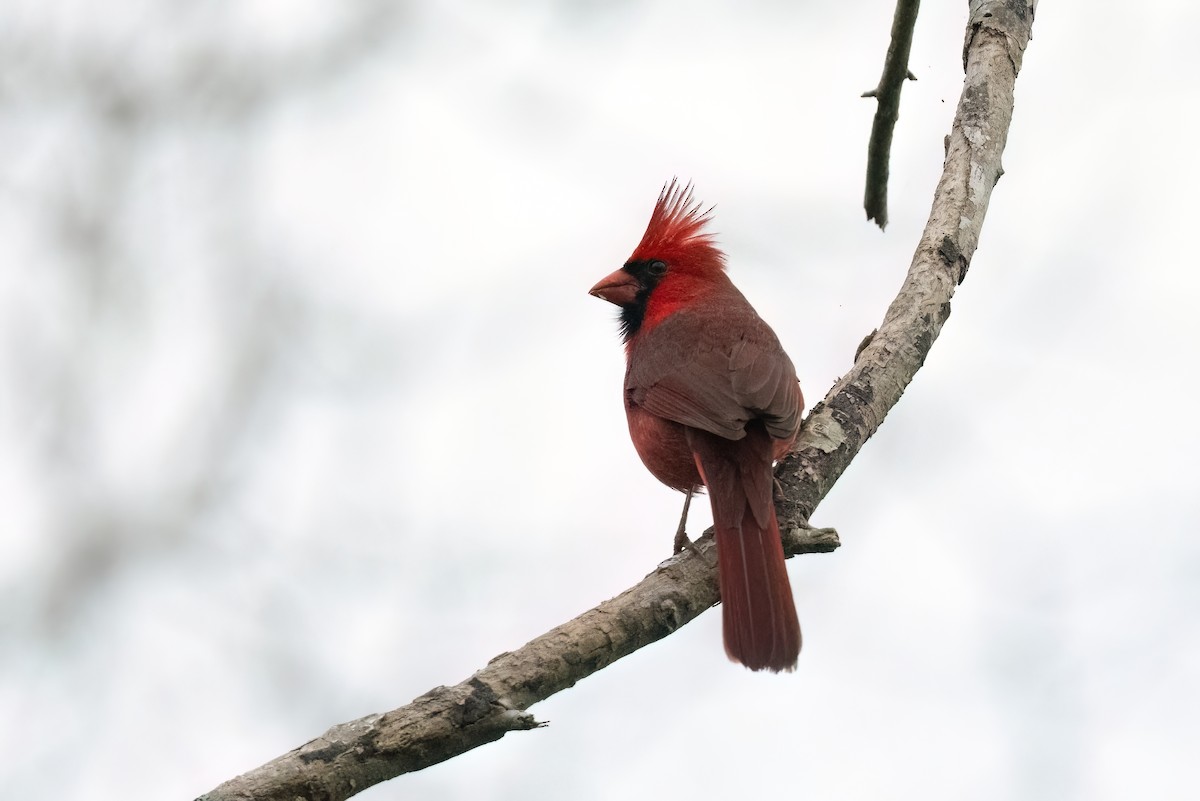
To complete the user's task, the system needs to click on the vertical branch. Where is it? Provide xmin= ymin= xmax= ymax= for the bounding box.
xmin=862 ymin=0 xmax=921 ymax=230
xmin=787 ymin=0 xmax=1035 ymax=518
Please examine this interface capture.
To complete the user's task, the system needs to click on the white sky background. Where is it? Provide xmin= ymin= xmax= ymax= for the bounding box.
xmin=2 ymin=1 xmax=1198 ymax=799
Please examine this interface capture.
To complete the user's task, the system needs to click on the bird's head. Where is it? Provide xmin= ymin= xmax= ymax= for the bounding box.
xmin=590 ymin=179 xmax=727 ymax=341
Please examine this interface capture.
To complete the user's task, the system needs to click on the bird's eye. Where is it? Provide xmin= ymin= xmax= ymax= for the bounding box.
xmin=648 ymin=260 xmax=668 ymax=276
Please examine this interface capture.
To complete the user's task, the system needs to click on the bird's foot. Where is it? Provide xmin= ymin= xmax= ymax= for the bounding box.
xmin=673 ymin=526 xmax=693 ymax=556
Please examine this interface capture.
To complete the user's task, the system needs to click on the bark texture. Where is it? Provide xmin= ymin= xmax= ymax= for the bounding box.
xmin=198 ymin=526 xmax=838 ymax=801
xmin=198 ymin=2 xmax=1035 ymax=798
xmin=784 ymin=0 xmax=1034 ymax=520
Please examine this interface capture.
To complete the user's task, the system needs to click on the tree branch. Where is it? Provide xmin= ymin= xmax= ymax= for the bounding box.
xmin=198 ymin=524 xmax=839 ymax=801
xmin=863 ymin=0 xmax=922 ymax=230
xmin=197 ymin=2 xmax=1034 ymax=798
xmin=794 ymin=0 xmax=1033 ymax=513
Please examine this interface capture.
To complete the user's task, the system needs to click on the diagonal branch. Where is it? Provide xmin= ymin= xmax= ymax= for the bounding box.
xmin=197 ymin=2 xmax=1035 ymax=798
xmin=863 ymin=0 xmax=922 ymax=230
xmin=198 ymin=524 xmax=839 ymax=801
xmin=802 ymin=0 xmax=1033 ymax=512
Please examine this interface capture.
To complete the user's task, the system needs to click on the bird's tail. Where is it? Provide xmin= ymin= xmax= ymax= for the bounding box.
xmin=688 ymin=425 xmax=801 ymax=672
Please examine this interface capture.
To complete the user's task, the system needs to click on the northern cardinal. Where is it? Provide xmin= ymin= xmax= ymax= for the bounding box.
xmin=590 ymin=181 xmax=804 ymax=672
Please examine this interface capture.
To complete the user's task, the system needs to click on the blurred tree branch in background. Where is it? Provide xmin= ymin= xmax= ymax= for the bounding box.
xmin=198 ymin=2 xmax=1035 ymax=798
xmin=0 ymin=1 xmax=405 ymax=636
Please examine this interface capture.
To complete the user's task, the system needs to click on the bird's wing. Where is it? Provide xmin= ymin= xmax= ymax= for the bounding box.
xmin=627 ymin=310 xmax=801 ymax=443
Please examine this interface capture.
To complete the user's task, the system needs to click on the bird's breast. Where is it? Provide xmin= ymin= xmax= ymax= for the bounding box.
xmin=624 ymin=402 xmax=703 ymax=492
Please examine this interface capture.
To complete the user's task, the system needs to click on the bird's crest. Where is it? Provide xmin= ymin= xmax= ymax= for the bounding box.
xmin=628 ymin=179 xmax=726 ymax=269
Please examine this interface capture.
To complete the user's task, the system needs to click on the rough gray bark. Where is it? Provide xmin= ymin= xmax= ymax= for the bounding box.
xmin=786 ymin=0 xmax=1034 ymax=518
xmin=197 ymin=524 xmax=838 ymax=801
xmin=198 ymin=2 xmax=1035 ymax=798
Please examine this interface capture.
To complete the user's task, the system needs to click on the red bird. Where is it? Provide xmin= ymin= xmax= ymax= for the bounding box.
xmin=590 ymin=181 xmax=804 ymax=672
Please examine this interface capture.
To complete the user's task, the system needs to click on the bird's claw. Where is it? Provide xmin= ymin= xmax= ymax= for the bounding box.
xmin=673 ymin=527 xmax=692 ymax=555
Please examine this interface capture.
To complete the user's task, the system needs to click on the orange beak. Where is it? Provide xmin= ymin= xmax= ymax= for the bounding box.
xmin=589 ymin=268 xmax=639 ymax=306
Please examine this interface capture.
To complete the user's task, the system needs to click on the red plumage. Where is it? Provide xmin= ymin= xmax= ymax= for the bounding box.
xmin=590 ymin=181 xmax=804 ymax=672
